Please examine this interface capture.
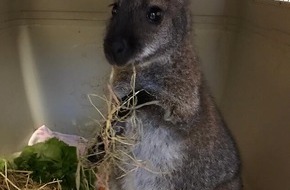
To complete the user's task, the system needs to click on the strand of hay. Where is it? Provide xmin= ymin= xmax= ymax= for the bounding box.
xmin=86 ymin=65 xmax=137 ymax=190
xmin=89 ymin=64 xmax=162 ymax=190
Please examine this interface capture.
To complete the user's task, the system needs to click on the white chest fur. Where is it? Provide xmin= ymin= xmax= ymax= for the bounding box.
xmin=119 ymin=115 xmax=183 ymax=190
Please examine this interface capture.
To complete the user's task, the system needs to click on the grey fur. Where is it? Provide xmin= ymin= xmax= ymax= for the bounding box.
xmin=103 ymin=0 xmax=242 ymax=189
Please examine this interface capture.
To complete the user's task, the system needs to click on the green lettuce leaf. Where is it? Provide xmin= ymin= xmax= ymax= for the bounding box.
xmin=14 ymin=138 xmax=79 ymax=190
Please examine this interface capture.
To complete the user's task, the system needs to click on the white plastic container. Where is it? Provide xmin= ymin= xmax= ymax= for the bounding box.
xmin=0 ymin=0 xmax=289 ymax=189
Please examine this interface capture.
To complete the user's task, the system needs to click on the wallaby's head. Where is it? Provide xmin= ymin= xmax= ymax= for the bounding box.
xmin=103 ymin=0 xmax=191 ymax=66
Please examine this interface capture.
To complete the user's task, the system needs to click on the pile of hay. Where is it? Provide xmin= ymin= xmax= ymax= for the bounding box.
xmin=0 ymin=164 xmax=61 ymax=190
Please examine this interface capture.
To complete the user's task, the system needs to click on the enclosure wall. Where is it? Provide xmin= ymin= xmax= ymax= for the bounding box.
xmin=221 ymin=1 xmax=290 ymax=190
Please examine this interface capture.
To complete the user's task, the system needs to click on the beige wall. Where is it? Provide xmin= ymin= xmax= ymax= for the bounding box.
xmin=221 ymin=1 xmax=290 ymax=190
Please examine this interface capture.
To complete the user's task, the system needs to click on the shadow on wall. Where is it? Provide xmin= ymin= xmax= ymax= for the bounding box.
xmin=0 ymin=1 xmax=34 ymax=154
xmin=191 ymin=0 xmax=240 ymax=104
xmin=220 ymin=0 xmax=290 ymax=190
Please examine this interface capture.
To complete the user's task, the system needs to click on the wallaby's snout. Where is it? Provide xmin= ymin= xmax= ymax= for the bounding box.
xmin=104 ymin=37 xmax=131 ymax=66
xmin=111 ymin=39 xmax=128 ymax=60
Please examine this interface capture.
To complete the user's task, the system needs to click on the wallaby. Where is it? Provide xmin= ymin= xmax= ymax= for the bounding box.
xmin=102 ymin=0 xmax=242 ymax=189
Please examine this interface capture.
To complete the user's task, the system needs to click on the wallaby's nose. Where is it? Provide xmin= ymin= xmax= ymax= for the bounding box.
xmin=104 ymin=37 xmax=132 ymax=66
xmin=108 ymin=39 xmax=130 ymax=66
xmin=112 ymin=40 xmax=127 ymax=56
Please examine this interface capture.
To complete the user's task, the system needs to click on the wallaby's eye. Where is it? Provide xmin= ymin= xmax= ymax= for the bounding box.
xmin=110 ymin=3 xmax=118 ymax=16
xmin=147 ymin=6 xmax=163 ymax=24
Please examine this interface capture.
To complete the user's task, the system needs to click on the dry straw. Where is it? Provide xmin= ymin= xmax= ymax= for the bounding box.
xmin=0 ymin=160 xmax=62 ymax=190
xmin=88 ymin=65 xmax=140 ymax=190
xmin=88 ymin=64 xmax=160 ymax=190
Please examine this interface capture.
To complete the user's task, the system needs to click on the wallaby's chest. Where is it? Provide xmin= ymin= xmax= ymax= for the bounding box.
xmin=119 ymin=112 xmax=182 ymax=190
